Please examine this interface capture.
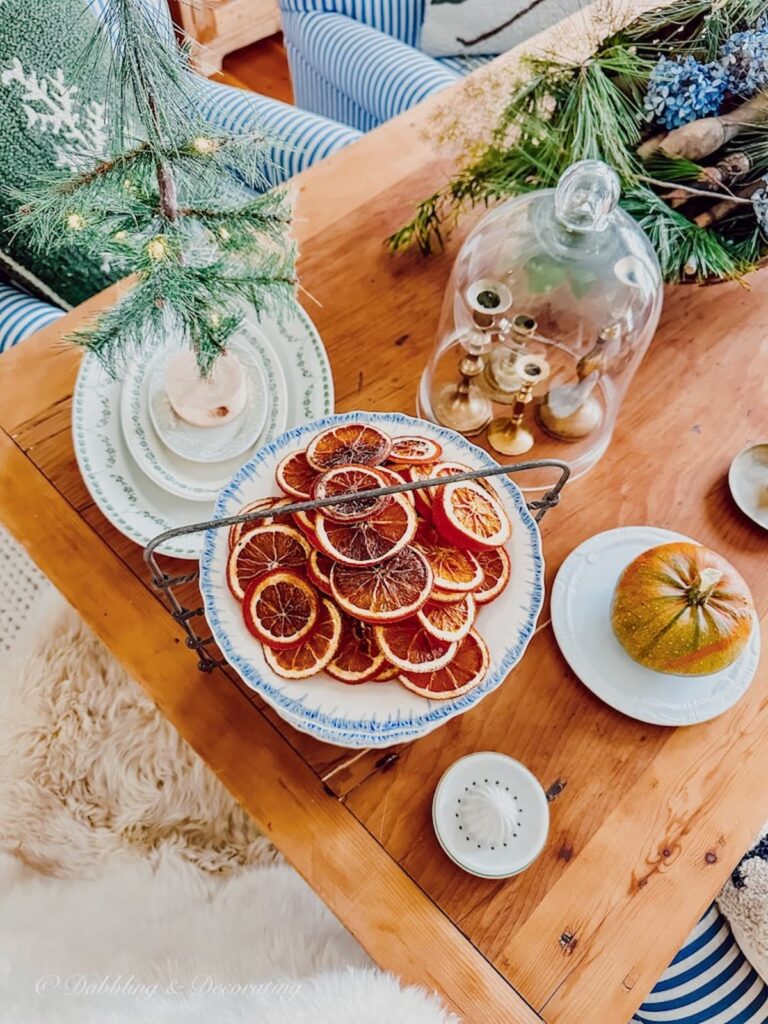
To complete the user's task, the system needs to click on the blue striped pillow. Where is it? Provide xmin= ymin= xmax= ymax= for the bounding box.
xmin=634 ymin=906 xmax=768 ymax=1024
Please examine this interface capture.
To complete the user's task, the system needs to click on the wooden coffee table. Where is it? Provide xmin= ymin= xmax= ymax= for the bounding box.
xmin=1 ymin=48 xmax=767 ymax=1024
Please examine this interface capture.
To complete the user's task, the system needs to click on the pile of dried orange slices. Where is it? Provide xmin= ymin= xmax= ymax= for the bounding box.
xmin=225 ymin=423 xmax=512 ymax=699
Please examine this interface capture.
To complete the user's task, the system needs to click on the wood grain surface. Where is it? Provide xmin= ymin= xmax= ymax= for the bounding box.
xmin=2 ymin=8 xmax=768 ymax=1020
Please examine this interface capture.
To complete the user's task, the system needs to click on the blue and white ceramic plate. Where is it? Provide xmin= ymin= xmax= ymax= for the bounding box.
xmin=200 ymin=412 xmax=545 ymax=748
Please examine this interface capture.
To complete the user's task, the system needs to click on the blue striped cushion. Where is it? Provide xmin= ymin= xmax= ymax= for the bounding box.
xmin=196 ymin=78 xmax=362 ymax=185
xmin=285 ymin=43 xmax=381 ymax=133
xmin=279 ymin=0 xmax=426 ymax=46
xmin=0 ymin=284 xmax=64 ymax=354
xmin=634 ymin=905 xmax=768 ymax=1023
xmin=281 ymin=10 xmax=458 ymax=128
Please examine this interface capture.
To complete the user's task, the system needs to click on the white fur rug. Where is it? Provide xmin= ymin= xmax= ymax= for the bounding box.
xmin=719 ymin=829 xmax=768 ymax=986
xmin=0 ymin=531 xmax=455 ymax=1023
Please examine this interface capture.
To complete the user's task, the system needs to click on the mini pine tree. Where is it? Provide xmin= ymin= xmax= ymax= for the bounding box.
xmin=9 ymin=0 xmax=296 ymax=377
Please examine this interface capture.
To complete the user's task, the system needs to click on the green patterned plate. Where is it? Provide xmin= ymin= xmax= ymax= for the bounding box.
xmin=72 ymin=302 xmax=333 ymax=560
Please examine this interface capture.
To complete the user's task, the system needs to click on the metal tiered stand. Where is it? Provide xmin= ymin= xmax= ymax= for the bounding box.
xmin=144 ymin=459 xmax=571 ymax=673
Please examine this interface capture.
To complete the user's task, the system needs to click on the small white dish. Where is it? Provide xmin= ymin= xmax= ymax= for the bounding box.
xmin=148 ymin=341 xmax=269 ymax=464
xmin=729 ymin=442 xmax=768 ymax=531
xmin=551 ymin=526 xmax=760 ymax=727
xmin=432 ymin=752 xmax=549 ymax=878
xmin=121 ymin=332 xmax=286 ymax=503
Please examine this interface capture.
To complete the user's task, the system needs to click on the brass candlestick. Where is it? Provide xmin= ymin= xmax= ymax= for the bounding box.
xmin=536 ymin=323 xmax=619 ymax=441
xmin=433 ymin=281 xmax=514 ymax=436
xmin=483 ymin=314 xmax=539 ymax=403
xmin=487 ymin=353 xmax=550 ymax=456
xmin=433 ymin=325 xmax=493 ymax=436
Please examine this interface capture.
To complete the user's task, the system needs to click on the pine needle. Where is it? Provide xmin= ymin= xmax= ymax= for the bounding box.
xmin=8 ymin=0 xmax=296 ymax=377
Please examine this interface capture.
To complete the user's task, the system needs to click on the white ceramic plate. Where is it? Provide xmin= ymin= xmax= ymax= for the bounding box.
xmin=121 ymin=330 xmax=285 ymax=502
xmin=200 ymin=411 xmax=545 ymax=748
xmin=551 ymin=526 xmax=761 ymax=726
xmin=72 ymin=302 xmax=333 ymax=560
xmin=147 ymin=339 xmax=269 ymax=464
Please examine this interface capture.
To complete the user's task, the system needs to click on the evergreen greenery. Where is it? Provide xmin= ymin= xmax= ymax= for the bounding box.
xmin=8 ymin=0 xmax=295 ymax=376
xmin=390 ymin=0 xmax=768 ymax=284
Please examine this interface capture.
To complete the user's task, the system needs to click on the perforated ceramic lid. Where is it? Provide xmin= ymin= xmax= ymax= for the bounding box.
xmin=432 ymin=752 xmax=549 ymax=878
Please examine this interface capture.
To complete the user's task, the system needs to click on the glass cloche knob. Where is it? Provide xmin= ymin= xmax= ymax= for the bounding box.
xmin=554 ymin=159 xmax=621 ymax=233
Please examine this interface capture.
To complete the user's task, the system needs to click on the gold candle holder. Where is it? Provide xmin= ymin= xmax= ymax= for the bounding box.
xmin=536 ymin=323 xmax=619 ymax=442
xmin=433 ymin=325 xmax=493 ymax=436
xmin=487 ymin=353 xmax=550 ymax=456
xmin=483 ymin=314 xmax=539 ymax=404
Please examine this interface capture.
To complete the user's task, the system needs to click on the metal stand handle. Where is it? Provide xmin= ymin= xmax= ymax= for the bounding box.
xmin=144 ymin=459 xmax=570 ymax=673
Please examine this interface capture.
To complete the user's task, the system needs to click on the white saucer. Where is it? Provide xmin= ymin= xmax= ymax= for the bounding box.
xmin=551 ymin=526 xmax=761 ymax=727
xmin=432 ymin=752 xmax=549 ymax=878
xmin=148 ymin=340 xmax=268 ymax=464
xmin=729 ymin=441 xmax=768 ymax=531
xmin=120 ymin=331 xmax=287 ymax=503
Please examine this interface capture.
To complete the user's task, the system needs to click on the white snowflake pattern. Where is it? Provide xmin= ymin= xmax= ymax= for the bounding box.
xmin=1 ymin=57 xmax=107 ymax=170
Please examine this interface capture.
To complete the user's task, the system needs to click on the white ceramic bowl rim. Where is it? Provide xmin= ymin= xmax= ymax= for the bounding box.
xmin=199 ymin=411 xmax=545 ymax=740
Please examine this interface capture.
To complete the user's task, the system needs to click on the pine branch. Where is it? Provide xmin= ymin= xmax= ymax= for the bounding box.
xmin=10 ymin=0 xmax=297 ymax=377
xmin=390 ymin=0 xmax=768 ymax=280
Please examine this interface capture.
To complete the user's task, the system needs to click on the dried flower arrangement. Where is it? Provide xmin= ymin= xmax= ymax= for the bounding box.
xmin=390 ymin=0 xmax=768 ymax=284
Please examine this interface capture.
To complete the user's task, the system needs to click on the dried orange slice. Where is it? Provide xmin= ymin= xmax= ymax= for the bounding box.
xmin=429 ymin=587 xmax=469 ymax=605
xmin=374 ymin=619 xmax=456 ymax=674
xmin=403 ymin=463 xmax=438 ymax=517
xmin=293 ymin=509 xmax=321 ymax=548
xmin=307 ymin=549 xmax=334 ymax=595
xmin=316 ymin=492 xmax=416 ymax=566
xmin=414 ymin=523 xmax=483 ymax=592
xmin=228 ymin=497 xmax=291 ymax=551
xmin=326 ymin=616 xmax=386 ymax=683
xmin=263 ymin=598 xmax=341 ymax=678
xmin=473 ymin=546 xmax=511 ymax=605
xmin=371 ymin=662 xmax=400 ymax=681
xmin=276 ymin=449 xmax=319 ymax=499
xmin=433 ymin=480 xmax=511 ymax=551
xmin=374 ymin=619 xmax=457 ymax=674
xmin=227 ymin=523 xmax=310 ymax=601
xmin=406 ymin=461 xmax=470 ymax=517
xmin=389 ymin=435 xmax=442 ymax=465
xmin=305 ymin=423 xmax=391 ymax=471
xmin=330 ymin=546 xmax=432 ymax=623
xmin=243 ymin=570 xmax=318 ymax=649
xmin=417 ymin=594 xmax=476 ymax=643
xmin=399 ymin=630 xmax=489 ymax=699
xmin=376 ymin=466 xmax=415 ymax=508
xmin=312 ymin=464 xmax=388 ymax=522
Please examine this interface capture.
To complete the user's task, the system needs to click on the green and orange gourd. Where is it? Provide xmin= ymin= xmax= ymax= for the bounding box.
xmin=611 ymin=542 xmax=754 ymax=676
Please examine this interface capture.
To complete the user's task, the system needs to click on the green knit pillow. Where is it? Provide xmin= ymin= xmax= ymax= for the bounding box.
xmin=0 ymin=0 xmax=119 ymax=306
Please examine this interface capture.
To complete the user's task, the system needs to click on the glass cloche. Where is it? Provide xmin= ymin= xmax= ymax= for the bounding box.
xmin=418 ymin=160 xmax=663 ymax=490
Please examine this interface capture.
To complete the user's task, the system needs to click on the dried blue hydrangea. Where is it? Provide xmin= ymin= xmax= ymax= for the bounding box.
xmin=720 ymin=28 xmax=768 ymax=96
xmin=753 ymin=178 xmax=768 ymax=236
xmin=645 ymin=56 xmax=728 ymax=129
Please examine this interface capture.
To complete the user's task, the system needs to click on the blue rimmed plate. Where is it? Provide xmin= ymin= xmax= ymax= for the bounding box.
xmin=200 ymin=412 xmax=545 ymax=748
